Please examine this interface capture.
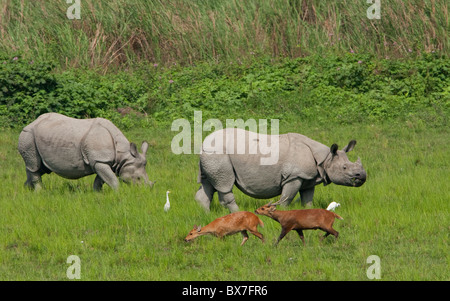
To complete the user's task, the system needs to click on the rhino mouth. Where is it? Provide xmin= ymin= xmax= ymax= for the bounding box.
xmin=351 ymin=177 xmax=365 ymax=187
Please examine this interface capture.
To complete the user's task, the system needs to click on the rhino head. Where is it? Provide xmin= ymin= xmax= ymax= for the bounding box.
xmin=117 ymin=141 xmax=154 ymax=187
xmin=322 ymin=140 xmax=366 ymax=187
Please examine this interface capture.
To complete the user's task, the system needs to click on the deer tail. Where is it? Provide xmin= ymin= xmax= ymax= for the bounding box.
xmin=334 ymin=213 xmax=344 ymax=220
xmin=258 ymin=217 xmax=264 ymax=227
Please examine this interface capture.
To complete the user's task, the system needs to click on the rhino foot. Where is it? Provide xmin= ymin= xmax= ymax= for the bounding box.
xmin=24 ymin=169 xmax=44 ymax=191
xmin=218 ymin=191 xmax=240 ymax=213
xmin=195 ymin=186 xmax=212 ymax=212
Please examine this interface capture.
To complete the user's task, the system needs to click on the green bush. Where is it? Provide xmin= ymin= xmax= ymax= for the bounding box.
xmin=0 ymin=56 xmax=57 ymax=124
xmin=0 ymin=53 xmax=448 ymax=129
xmin=0 ymin=55 xmax=150 ymax=128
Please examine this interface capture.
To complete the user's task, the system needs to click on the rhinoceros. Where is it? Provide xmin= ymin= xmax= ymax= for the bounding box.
xmin=18 ymin=113 xmax=153 ymax=191
xmin=195 ymin=128 xmax=366 ymax=212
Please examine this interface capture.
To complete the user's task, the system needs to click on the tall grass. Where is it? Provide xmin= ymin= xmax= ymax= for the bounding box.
xmin=0 ymin=0 xmax=448 ymax=70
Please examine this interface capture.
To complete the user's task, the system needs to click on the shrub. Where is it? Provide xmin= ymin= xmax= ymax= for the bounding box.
xmin=0 ymin=53 xmax=448 ymax=129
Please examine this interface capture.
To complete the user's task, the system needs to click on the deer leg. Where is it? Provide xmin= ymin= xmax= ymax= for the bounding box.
xmin=320 ymin=232 xmax=330 ymax=242
xmin=275 ymin=228 xmax=290 ymax=246
xmin=248 ymin=229 xmax=264 ymax=243
xmin=320 ymin=228 xmax=339 ymax=241
xmin=240 ymin=231 xmax=249 ymax=246
xmin=295 ymin=229 xmax=305 ymax=246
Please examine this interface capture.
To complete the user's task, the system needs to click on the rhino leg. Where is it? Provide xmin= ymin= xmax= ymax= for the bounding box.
xmin=300 ymin=187 xmax=315 ymax=207
xmin=94 ymin=162 xmax=119 ymax=190
xmin=199 ymin=154 xmax=237 ymax=211
xmin=93 ymin=175 xmax=105 ymax=191
xmin=195 ymin=179 xmax=215 ymax=212
xmin=25 ymin=169 xmax=44 ymax=191
xmin=279 ymin=179 xmax=302 ymax=206
xmin=218 ymin=191 xmax=239 ymax=212
xmin=18 ymin=129 xmax=47 ymax=191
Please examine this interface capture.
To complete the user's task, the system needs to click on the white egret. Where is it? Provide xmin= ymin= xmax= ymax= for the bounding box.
xmin=164 ymin=190 xmax=170 ymax=212
xmin=326 ymin=201 xmax=340 ymax=211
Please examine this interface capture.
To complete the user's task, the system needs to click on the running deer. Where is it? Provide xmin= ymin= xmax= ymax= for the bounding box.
xmin=255 ymin=200 xmax=343 ymax=246
xmin=184 ymin=211 xmax=264 ymax=246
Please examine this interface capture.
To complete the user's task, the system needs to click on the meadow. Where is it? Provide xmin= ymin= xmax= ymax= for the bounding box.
xmin=0 ymin=121 xmax=448 ymax=281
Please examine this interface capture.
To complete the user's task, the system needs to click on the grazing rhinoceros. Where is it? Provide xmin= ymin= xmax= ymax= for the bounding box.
xmin=18 ymin=113 xmax=153 ymax=191
xmin=195 ymin=128 xmax=366 ymax=212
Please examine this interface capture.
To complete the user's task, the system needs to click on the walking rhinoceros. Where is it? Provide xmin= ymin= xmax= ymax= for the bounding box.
xmin=195 ymin=128 xmax=366 ymax=212
xmin=18 ymin=113 xmax=153 ymax=191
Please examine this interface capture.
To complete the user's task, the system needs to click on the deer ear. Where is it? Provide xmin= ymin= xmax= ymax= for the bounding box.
xmin=269 ymin=206 xmax=277 ymax=212
xmin=197 ymin=225 xmax=202 ymax=232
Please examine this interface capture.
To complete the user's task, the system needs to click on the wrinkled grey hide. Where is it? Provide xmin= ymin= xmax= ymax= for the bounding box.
xmin=18 ymin=113 xmax=153 ymax=191
xmin=195 ymin=128 xmax=366 ymax=212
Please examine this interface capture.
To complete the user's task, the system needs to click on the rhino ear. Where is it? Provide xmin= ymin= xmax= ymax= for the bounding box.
xmin=343 ymin=140 xmax=356 ymax=153
xmin=330 ymin=144 xmax=339 ymax=156
xmin=130 ymin=142 xmax=138 ymax=157
xmin=141 ymin=141 xmax=149 ymax=155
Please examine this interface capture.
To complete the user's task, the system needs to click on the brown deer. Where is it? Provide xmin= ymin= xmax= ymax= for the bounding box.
xmin=184 ymin=211 xmax=264 ymax=246
xmin=255 ymin=200 xmax=343 ymax=246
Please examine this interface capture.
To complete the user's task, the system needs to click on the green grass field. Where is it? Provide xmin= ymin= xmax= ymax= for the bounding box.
xmin=1 ymin=121 xmax=448 ymax=280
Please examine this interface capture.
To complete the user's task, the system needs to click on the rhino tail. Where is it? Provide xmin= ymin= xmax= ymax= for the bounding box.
xmin=197 ymin=161 xmax=203 ymax=183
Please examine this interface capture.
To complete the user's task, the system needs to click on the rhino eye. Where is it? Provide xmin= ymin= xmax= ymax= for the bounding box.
xmin=343 ymin=165 xmax=347 ymax=170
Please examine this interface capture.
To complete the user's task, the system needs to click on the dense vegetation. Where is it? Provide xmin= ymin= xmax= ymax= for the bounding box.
xmin=1 ymin=0 xmax=447 ymax=67
xmin=0 ymin=0 xmax=449 ymax=281
xmin=1 ymin=0 xmax=449 ymax=129
xmin=1 ymin=52 xmax=449 ymax=128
